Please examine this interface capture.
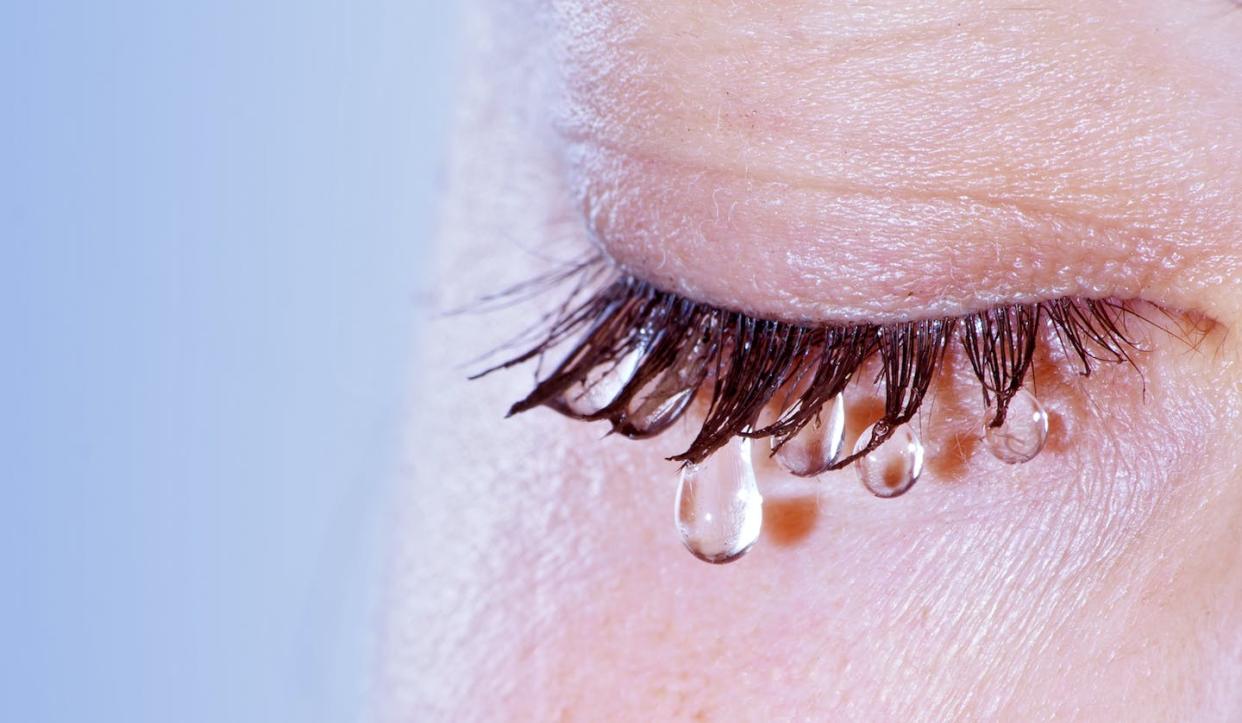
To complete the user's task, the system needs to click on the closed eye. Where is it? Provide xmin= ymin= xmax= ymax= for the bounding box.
xmin=467 ymin=0 xmax=1237 ymax=503
xmin=472 ymin=255 xmax=1207 ymax=472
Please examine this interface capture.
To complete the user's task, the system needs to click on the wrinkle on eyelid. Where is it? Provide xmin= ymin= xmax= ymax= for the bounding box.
xmin=581 ymin=149 xmax=1183 ymax=322
xmin=785 ymin=329 xmax=1230 ymax=719
xmin=840 ymin=469 xmax=1162 ymax=717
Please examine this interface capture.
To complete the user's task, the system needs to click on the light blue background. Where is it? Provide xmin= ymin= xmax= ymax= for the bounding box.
xmin=1 ymin=2 xmax=457 ymax=721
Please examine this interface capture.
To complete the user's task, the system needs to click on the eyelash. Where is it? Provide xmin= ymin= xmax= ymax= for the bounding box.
xmin=474 ymin=256 xmax=1152 ymax=468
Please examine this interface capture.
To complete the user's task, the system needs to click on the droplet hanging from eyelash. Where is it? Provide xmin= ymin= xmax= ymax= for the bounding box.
xmin=551 ymin=346 xmax=643 ymax=416
xmin=773 ymin=395 xmax=846 ymax=477
xmin=617 ymin=385 xmax=696 ymax=439
xmin=854 ymin=423 xmax=924 ymax=498
xmin=674 ymin=437 xmax=763 ymax=564
xmin=615 ymin=337 xmax=710 ymax=438
xmin=983 ymin=388 xmax=1049 ymax=464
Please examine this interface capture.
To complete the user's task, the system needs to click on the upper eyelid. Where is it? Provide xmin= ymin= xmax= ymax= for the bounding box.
xmin=573 ymin=146 xmax=1206 ymax=325
xmin=553 ymin=1 xmax=1242 ymax=329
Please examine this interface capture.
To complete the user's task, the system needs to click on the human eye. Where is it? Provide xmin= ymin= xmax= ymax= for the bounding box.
xmin=476 ymin=254 xmax=1216 ymax=562
xmin=469 ymin=0 xmax=1240 ymax=566
xmin=391 ymin=3 xmax=1242 ymax=718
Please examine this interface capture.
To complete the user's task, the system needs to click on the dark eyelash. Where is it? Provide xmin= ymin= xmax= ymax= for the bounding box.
xmin=472 ymin=256 xmax=1150 ymax=467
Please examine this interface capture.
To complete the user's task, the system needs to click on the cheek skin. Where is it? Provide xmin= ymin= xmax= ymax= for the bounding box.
xmin=378 ymin=1 xmax=1242 ymax=720
xmin=390 ymin=314 xmax=1242 ymax=719
xmin=387 ymin=272 xmax=1242 ymax=718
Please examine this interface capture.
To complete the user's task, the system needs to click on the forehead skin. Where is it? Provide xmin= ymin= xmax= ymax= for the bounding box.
xmin=554 ymin=0 xmax=1242 ymax=323
xmin=378 ymin=1 xmax=1242 ymax=721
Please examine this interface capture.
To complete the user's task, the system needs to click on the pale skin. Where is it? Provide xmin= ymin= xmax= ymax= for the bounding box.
xmin=381 ymin=1 xmax=1242 ymax=720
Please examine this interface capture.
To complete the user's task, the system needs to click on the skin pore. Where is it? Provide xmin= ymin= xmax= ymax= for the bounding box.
xmin=381 ymin=1 xmax=1242 ymax=720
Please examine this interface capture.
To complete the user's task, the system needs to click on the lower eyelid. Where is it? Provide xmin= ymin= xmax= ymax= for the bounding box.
xmin=474 ymin=260 xmax=1214 ymax=484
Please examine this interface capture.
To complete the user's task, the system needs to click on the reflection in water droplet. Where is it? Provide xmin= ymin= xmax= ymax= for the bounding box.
xmin=556 ymin=347 xmax=642 ymax=416
xmin=854 ymin=423 xmax=924 ymax=498
xmin=617 ymin=368 xmax=696 ymax=439
xmin=619 ymin=385 xmax=695 ymax=438
xmin=774 ymin=395 xmax=846 ymax=477
xmin=984 ymin=388 xmax=1049 ymax=464
xmin=675 ymin=437 xmax=763 ymax=564
xmin=616 ymin=337 xmax=709 ymax=436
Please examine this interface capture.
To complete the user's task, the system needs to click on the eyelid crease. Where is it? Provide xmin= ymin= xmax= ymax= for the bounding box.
xmin=472 ymin=256 xmax=1193 ymax=468
xmin=576 ymin=137 xmax=1119 ymax=236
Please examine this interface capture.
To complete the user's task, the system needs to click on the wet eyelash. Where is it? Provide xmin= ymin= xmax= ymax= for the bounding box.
xmin=471 ymin=256 xmax=1150 ymax=467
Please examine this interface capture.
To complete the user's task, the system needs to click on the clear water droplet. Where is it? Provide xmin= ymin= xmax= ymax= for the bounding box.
xmin=616 ymin=337 xmax=709 ymax=436
xmin=556 ymin=347 xmax=642 ymax=416
xmin=984 ymin=388 xmax=1049 ymax=464
xmin=774 ymin=395 xmax=846 ymax=477
xmin=675 ymin=437 xmax=763 ymax=564
xmin=619 ymin=384 xmax=695 ymax=438
xmin=854 ymin=423 xmax=924 ymax=498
